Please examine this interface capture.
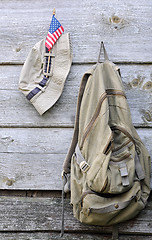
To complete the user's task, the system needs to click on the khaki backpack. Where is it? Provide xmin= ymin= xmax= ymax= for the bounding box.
xmin=61 ymin=42 xmax=151 ymax=236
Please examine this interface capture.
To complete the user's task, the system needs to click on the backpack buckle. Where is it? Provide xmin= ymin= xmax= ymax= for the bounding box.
xmin=80 ymin=161 xmax=90 ymax=173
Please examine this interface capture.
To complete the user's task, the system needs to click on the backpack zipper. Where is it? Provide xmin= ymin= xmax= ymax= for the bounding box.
xmin=80 ymin=92 xmax=107 ymax=149
xmin=80 ymin=90 xmax=127 ymax=150
xmin=111 ymin=126 xmax=135 ymax=145
xmin=80 ymin=190 xmax=135 ymax=216
xmin=80 ymin=178 xmax=109 ymax=206
xmin=106 ymin=89 xmax=126 ymax=98
xmin=112 ymin=139 xmax=132 ymax=153
xmin=87 ymin=195 xmax=135 ymax=215
xmin=110 ymin=152 xmax=131 ymax=162
xmin=103 ymin=134 xmax=114 ymax=155
xmin=80 ymin=191 xmax=94 ymax=207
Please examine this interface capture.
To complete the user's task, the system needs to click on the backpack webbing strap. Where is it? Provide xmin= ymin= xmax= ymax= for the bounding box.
xmin=60 ymin=73 xmax=91 ymax=237
xmin=63 ymin=73 xmax=91 ymax=174
xmin=75 ymin=144 xmax=90 ymax=173
xmin=75 ymin=144 xmax=85 ymax=163
xmin=60 ymin=173 xmax=66 ymax=237
xmin=135 ymin=152 xmax=145 ymax=180
xmin=98 ymin=41 xmax=109 ymax=63
xmin=112 ymin=224 xmax=119 ymax=240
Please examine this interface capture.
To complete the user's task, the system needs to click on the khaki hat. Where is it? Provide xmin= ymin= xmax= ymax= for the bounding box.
xmin=19 ymin=33 xmax=72 ymax=115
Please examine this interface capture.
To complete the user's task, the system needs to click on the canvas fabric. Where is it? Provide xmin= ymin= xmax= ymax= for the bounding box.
xmin=19 ymin=33 xmax=72 ymax=115
xmin=62 ymin=44 xmax=151 ymax=227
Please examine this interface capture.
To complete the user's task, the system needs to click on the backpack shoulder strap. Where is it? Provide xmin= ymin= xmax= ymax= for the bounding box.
xmin=62 ymin=42 xmax=108 ymax=174
xmin=98 ymin=41 xmax=109 ymax=63
xmin=62 ymin=71 xmax=92 ymax=174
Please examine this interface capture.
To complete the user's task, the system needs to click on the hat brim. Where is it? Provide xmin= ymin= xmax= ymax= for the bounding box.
xmin=32 ymin=80 xmax=64 ymax=115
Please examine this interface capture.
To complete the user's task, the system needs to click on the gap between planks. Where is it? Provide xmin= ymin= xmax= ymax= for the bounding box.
xmin=0 ymin=232 xmax=151 ymax=240
xmin=0 ymin=125 xmax=151 ymax=129
xmin=1 ymin=61 xmax=152 ymax=66
xmin=0 ymin=190 xmax=65 ymax=198
xmin=0 ymin=189 xmax=151 ymax=198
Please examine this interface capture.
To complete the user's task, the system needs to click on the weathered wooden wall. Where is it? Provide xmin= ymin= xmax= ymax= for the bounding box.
xmin=0 ymin=0 xmax=152 ymax=239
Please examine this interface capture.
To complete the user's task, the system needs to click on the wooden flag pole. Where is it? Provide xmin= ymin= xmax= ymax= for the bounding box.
xmin=46 ymin=8 xmax=56 ymax=76
xmin=53 ymin=8 xmax=56 ymax=16
xmin=46 ymin=53 xmax=51 ymax=75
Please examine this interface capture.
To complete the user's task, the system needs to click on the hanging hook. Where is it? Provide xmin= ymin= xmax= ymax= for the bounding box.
xmin=97 ymin=41 xmax=109 ymax=63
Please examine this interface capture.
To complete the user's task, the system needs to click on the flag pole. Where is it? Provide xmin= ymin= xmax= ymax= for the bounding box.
xmin=46 ymin=8 xmax=56 ymax=76
xmin=53 ymin=8 xmax=56 ymax=16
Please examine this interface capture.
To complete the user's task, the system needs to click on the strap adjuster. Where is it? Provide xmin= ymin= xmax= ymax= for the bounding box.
xmin=80 ymin=161 xmax=90 ymax=173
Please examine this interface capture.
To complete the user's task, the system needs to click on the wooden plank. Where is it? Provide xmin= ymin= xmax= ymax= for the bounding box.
xmin=0 ymin=64 xmax=152 ymax=127
xmin=0 ymin=128 xmax=72 ymax=154
xmin=0 ymin=233 xmax=115 ymax=240
xmin=0 ymin=128 xmax=151 ymax=155
xmin=0 ymin=128 xmax=151 ymax=190
xmin=0 ymin=0 xmax=152 ymax=63
xmin=0 ymin=232 xmax=151 ymax=240
xmin=0 ymin=153 xmax=65 ymax=190
xmin=0 ymin=196 xmax=152 ymax=235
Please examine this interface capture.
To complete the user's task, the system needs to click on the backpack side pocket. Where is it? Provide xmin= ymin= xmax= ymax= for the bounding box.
xmin=86 ymin=151 xmax=111 ymax=193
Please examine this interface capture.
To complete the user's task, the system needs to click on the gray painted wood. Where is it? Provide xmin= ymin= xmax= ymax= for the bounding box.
xmin=0 ymin=64 xmax=152 ymax=127
xmin=0 ymin=196 xmax=151 ymax=234
xmin=0 ymin=128 xmax=151 ymax=155
xmin=0 ymin=153 xmax=65 ymax=190
xmin=0 ymin=128 xmax=72 ymax=154
xmin=0 ymin=128 xmax=151 ymax=190
xmin=0 ymin=0 xmax=152 ymax=238
xmin=0 ymin=233 xmax=115 ymax=240
xmin=0 ymin=0 xmax=152 ymax=63
xmin=0 ymin=233 xmax=151 ymax=240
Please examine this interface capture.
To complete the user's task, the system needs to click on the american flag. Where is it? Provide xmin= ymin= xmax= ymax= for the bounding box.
xmin=45 ymin=15 xmax=64 ymax=51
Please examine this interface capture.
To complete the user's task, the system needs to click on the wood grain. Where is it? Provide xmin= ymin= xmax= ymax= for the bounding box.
xmin=0 ymin=232 xmax=151 ymax=240
xmin=0 ymin=196 xmax=151 ymax=235
xmin=0 ymin=0 xmax=152 ymax=238
xmin=0 ymin=0 xmax=152 ymax=63
xmin=0 ymin=128 xmax=151 ymax=190
xmin=0 ymin=64 xmax=152 ymax=127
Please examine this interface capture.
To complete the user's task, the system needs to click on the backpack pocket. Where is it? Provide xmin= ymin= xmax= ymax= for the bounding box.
xmin=79 ymin=181 xmax=144 ymax=226
xmin=71 ymin=154 xmax=83 ymax=207
xmin=86 ymin=151 xmax=111 ymax=193
xmin=86 ymin=140 xmax=136 ymax=194
xmin=107 ymin=143 xmax=135 ymax=194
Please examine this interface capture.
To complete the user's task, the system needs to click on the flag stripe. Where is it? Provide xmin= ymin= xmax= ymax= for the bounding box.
xmin=54 ymin=32 xmax=58 ymax=39
xmin=58 ymin=28 xmax=62 ymax=35
xmin=48 ymin=32 xmax=56 ymax=43
xmin=47 ymin=35 xmax=55 ymax=45
xmin=46 ymin=39 xmax=53 ymax=48
xmin=53 ymin=33 xmax=58 ymax=41
xmin=60 ymin=26 xmax=64 ymax=32
xmin=45 ymin=41 xmax=53 ymax=49
xmin=47 ymin=36 xmax=55 ymax=45
xmin=51 ymin=33 xmax=57 ymax=42
xmin=56 ymin=30 xmax=60 ymax=37
xmin=45 ymin=42 xmax=51 ymax=50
